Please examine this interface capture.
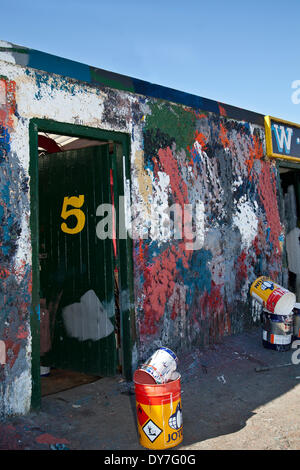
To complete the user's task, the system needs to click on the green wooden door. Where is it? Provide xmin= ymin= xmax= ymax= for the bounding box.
xmin=39 ymin=144 xmax=117 ymax=376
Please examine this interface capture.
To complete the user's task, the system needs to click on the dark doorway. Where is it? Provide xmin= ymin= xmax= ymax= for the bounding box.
xmin=278 ymin=163 xmax=300 ymax=297
xmin=29 ymin=120 xmax=133 ymax=407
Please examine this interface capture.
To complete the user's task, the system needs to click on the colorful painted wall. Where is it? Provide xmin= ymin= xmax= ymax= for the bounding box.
xmin=132 ymin=102 xmax=285 ymax=361
xmin=0 ymin=41 xmax=286 ymax=416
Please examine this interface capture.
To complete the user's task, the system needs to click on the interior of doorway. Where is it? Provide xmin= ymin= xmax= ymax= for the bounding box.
xmin=279 ymin=163 xmax=300 ymax=299
xmin=38 ymin=131 xmax=121 ymax=397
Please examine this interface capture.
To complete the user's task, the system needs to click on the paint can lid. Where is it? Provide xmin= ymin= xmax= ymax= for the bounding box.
xmin=274 ymin=292 xmax=296 ymax=316
xmin=133 ymin=369 xmax=157 ymax=385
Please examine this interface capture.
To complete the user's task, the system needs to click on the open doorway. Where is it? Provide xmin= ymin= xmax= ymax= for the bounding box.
xmin=29 ymin=120 xmax=133 ymax=407
xmin=278 ymin=162 xmax=300 ymax=298
xmin=38 ymin=132 xmax=121 ymax=396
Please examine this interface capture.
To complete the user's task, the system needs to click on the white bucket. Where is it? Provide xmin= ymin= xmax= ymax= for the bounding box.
xmin=140 ymin=347 xmax=178 ymax=384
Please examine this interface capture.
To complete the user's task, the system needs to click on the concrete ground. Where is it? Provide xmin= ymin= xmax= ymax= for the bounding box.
xmin=1 ymin=326 xmax=300 ymax=451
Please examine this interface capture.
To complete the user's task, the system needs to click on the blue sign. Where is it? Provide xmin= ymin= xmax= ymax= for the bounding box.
xmin=265 ymin=116 xmax=300 ymax=161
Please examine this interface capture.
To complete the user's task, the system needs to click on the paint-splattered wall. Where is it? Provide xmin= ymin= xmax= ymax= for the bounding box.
xmin=0 ymin=41 xmax=286 ymax=416
xmin=0 ymin=76 xmax=32 ymax=417
xmin=132 ymin=102 xmax=285 ymax=361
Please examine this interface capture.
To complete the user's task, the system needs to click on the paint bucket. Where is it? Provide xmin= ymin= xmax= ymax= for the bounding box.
xmin=293 ymin=303 xmax=300 ymax=340
xmin=139 ymin=347 xmax=178 ymax=385
xmin=261 ymin=309 xmax=293 ymax=351
xmin=134 ymin=370 xmax=183 ymax=450
xmin=250 ymin=276 xmax=296 ymax=316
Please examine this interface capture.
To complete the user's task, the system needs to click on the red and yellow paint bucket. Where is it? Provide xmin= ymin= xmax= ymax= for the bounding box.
xmin=250 ymin=276 xmax=295 ymax=315
xmin=134 ymin=371 xmax=183 ymax=450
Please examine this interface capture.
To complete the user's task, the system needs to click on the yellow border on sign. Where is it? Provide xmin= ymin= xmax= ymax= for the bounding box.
xmin=264 ymin=115 xmax=300 ymax=163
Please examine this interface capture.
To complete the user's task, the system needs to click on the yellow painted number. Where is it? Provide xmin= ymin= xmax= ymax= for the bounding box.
xmin=61 ymin=195 xmax=85 ymax=234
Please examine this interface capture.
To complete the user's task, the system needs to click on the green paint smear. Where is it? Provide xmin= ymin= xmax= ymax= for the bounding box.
xmin=145 ymin=101 xmax=196 ymax=151
xmin=0 ymin=47 xmax=28 ymax=54
xmin=90 ymin=69 xmax=134 ymax=93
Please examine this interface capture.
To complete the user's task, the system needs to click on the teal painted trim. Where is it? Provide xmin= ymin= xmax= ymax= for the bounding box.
xmin=0 ymin=42 xmax=266 ymax=125
xmin=29 ymin=120 xmax=41 ymax=410
xmin=28 ymin=49 xmax=91 ymax=83
xmin=114 ymin=139 xmax=135 ymax=380
xmin=276 ymin=160 xmax=300 ymax=170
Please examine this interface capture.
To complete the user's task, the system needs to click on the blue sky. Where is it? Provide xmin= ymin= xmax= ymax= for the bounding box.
xmin=1 ymin=0 xmax=300 ymax=122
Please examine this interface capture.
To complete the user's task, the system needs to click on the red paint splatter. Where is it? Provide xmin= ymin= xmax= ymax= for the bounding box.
xmin=158 ymin=146 xmax=189 ymax=207
xmin=187 ymin=130 xmax=207 ymax=163
xmin=219 ymin=123 xmax=230 ymax=149
xmin=245 ymin=135 xmax=264 ymax=180
xmin=36 ymin=433 xmax=70 ymax=445
xmin=218 ymin=103 xmax=227 ymax=116
xmin=194 ymin=130 xmax=207 ymax=149
xmin=198 ymin=281 xmax=229 ymax=339
xmin=16 ymin=325 xmax=28 ymax=339
xmin=257 ymin=161 xmax=282 ymax=257
xmin=0 ymin=78 xmax=16 ymax=129
xmin=0 ymin=267 xmax=10 ymax=279
xmin=236 ymin=250 xmax=248 ymax=290
xmin=4 ymin=340 xmax=21 ymax=369
xmin=140 ymin=147 xmax=194 ymax=335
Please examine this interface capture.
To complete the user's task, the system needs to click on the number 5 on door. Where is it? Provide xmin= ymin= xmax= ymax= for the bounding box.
xmin=61 ymin=195 xmax=86 ymax=234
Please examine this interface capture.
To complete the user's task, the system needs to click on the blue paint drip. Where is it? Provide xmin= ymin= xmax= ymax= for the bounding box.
xmin=0 ymin=125 xmax=11 ymax=162
xmin=176 ymin=248 xmax=212 ymax=305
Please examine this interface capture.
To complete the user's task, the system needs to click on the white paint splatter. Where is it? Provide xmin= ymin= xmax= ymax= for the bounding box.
xmin=0 ymin=41 xmax=16 ymax=64
xmin=232 ymin=197 xmax=258 ymax=248
xmin=62 ymin=290 xmax=114 ymax=341
xmin=0 ymin=340 xmax=6 ymax=364
xmin=4 ymin=370 xmax=32 ymax=416
xmin=217 ymin=375 xmax=226 ymax=384
xmin=150 ymin=171 xmax=170 ymax=243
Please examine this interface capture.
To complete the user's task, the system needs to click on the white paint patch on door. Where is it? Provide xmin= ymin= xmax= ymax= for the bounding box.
xmin=62 ymin=290 xmax=114 ymax=341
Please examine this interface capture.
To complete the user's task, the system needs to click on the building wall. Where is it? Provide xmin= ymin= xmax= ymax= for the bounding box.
xmin=0 ymin=56 xmax=285 ymax=416
xmin=132 ymin=100 xmax=285 ymax=360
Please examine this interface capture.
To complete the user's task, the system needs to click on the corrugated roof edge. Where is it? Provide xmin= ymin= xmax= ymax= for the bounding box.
xmin=0 ymin=40 xmax=265 ymax=126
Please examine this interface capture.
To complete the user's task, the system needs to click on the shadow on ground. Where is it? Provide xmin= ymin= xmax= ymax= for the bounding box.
xmin=1 ymin=326 xmax=300 ymax=450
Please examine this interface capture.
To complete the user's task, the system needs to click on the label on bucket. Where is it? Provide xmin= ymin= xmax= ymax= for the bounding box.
xmin=250 ymin=276 xmax=295 ymax=315
xmin=136 ymin=394 xmax=183 ymax=449
xmin=262 ymin=330 xmax=292 ymax=345
xmin=261 ymin=312 xmax=293 ymax=336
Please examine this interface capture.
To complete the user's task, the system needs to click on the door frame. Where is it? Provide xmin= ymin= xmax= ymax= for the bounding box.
xmin=29 ymin=118 xmax=134 ymax=409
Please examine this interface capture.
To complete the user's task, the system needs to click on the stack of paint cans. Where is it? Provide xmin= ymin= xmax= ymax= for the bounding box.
xmin=250 ymin=276 xmax=296 ymax=351
xmin=133 ymin=347 xmax=183 ymax=450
